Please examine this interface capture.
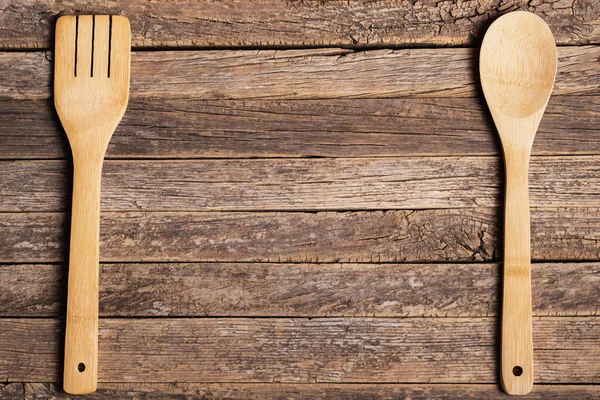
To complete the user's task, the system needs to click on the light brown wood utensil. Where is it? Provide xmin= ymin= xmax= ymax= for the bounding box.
xmin=480 ymin=11 xmax=556 ymax=395
xmin=54 ymin=15 xmax=130 ymax=395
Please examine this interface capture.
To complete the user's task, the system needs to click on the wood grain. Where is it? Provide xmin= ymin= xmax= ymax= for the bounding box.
xmin=24 ymin=382 xmax=600 ymax=400
xmin=4 ymin=96 xmax=600 ymax=159
xmin=1 ymin=317 xmax=599 ymax=383
xmin=1 ymin=262 xmax=598 ymax=318
xmin=2 ymin=156 xmax=600 ymax=212
xmin=1 ymin=47 xmax=599 ymax=101
xmin=18 ymin=383 xmax=600 ymax=400
xmin=0 ymin=383 xmax=23 ymax=400
xmin=2 ymin=2 xmax=597 ymax=398
xmin=1 ymin=0 xmax=599 ymax=49
xmin=2 ymin=208 xmax=600 ymax=263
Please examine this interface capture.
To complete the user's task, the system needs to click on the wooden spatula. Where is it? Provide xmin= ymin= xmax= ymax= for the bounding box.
xmin=54 ymin=15 xmax=131 ymax=395
xmin=480 ymin=11 xmax=556 ymax=395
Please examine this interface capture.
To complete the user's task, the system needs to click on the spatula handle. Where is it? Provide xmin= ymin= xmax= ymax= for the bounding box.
xmin=501 ymin=152 xmax=534 ymax=395
xmin=63 ymin=156 xmax=103 ymax=394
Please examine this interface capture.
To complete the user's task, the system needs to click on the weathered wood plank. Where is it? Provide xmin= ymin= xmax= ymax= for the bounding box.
xmin=1 ymin=47 xmax=599 ymax=101
xmin=0 ymin=383 xmax=23 ymax=400
xmin=1 ymin=208 xmax=600 ymax=263
xmin=19 ymin=382 xmax=600 ymax=400
xmin=1 ymin=0 xmax=599 ymax=49
xmin=1 ymin=317 xmax=599 ymax=383
xmin=1 ymin=262 xmax=598 ymax=318
xmin=2 ymin=156 xmax=600 ymax=212
xmin=3 ymin=96 xmax=600 ymax=159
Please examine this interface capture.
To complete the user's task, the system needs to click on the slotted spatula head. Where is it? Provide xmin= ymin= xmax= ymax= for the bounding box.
xmin=55 ymin=15 xmax=130 ymax=158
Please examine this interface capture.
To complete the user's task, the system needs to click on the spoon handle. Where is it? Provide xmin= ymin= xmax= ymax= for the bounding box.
xmin=63 ymin=154 xmax=103 ymax=395
xmin=501 ymin=152 xmax=534 ymax=395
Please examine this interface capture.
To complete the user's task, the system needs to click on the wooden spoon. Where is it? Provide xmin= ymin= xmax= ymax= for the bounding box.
xmin=54 ymin=15 xmax=131 ymax=394
xmin=480 ymin=11 xmax=556 ymax=395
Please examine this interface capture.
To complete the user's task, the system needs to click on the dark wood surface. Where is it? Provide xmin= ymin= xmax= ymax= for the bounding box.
xmin=1 ymin=1 xmax=599 ymax=398
xmin=2 ymin=318 xmax=600 ymax=382
xmin=2 ymin=47 xmax=600 ymax=100
xmin=4 ymin=383 xmax=600 ymax=400
xmin=3 ymin=97 xmax=600 ymax=159
xmin=1 ymin=0 xmax=599 ymax=49
xmin=2 ymin=262 xmax=599 ymax=317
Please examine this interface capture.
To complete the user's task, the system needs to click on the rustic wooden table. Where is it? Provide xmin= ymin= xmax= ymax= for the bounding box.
xmin=1 ymin=1 xmax=599 ymax=399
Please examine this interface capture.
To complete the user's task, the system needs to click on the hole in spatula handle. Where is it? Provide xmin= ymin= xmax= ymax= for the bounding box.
xmin=513 ymin=366 xmax=523 ymax=376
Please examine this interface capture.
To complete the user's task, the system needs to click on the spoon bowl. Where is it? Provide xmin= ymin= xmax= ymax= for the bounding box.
xmin=481 ymin=11 xmax=557 ymax=141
